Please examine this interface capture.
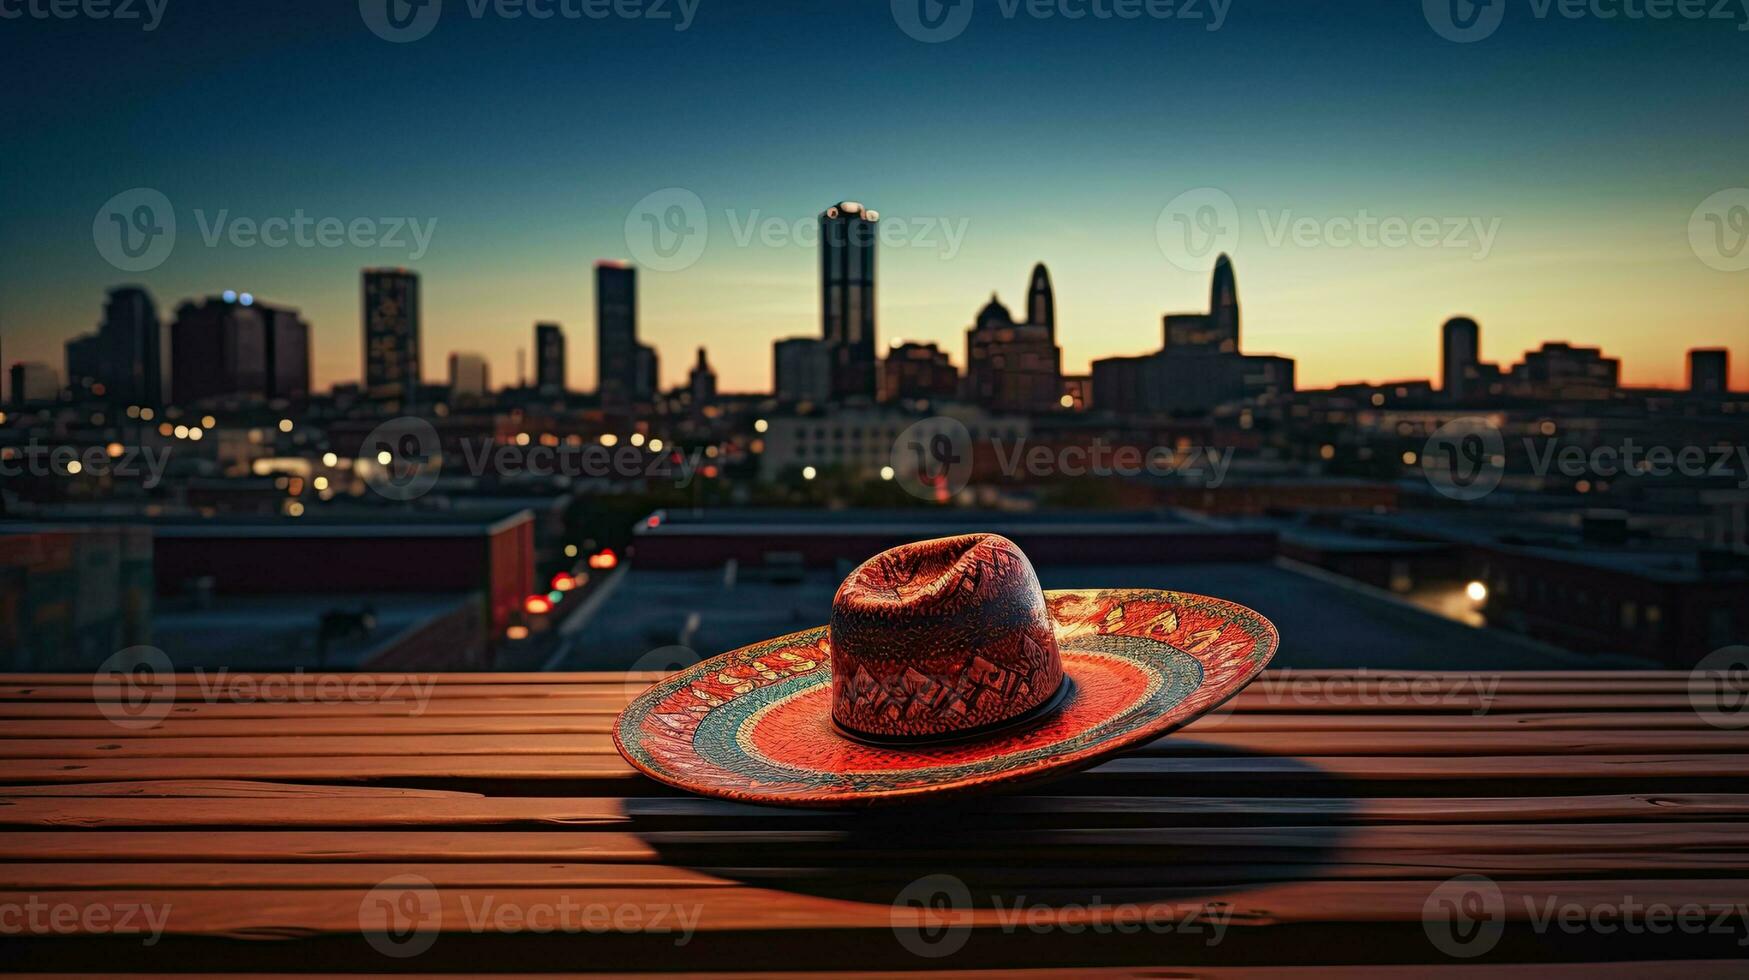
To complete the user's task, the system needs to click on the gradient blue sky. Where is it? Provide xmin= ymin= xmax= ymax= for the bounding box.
xmin=3 ymin=0 xmax=1745 ymax=394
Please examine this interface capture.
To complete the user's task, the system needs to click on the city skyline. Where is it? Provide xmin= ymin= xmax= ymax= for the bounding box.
xmin=4 ymin=2 xmax=1747 ymax=394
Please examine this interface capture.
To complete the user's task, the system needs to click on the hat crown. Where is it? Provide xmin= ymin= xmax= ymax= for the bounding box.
xmin=829 ymin=533 xmax=1065 ymax=741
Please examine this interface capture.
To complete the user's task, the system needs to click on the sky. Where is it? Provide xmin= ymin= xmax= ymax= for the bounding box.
xmin=2 ymin=0 xmax=1745 ymax=395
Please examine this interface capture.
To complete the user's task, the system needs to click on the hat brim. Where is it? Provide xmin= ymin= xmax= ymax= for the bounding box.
xmin=613 ymin=588 xmax=1278 ymax=808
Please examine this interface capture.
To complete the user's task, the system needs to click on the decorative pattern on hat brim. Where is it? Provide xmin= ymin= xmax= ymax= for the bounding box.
xmin=613 ymin=588 xmax=1278 ymax=808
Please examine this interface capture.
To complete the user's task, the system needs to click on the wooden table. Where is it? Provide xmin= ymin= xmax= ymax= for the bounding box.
xmin=2 ymin=669 xmax=1746 ymax=976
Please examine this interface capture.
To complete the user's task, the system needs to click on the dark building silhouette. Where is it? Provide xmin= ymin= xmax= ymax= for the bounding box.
xmin=9 ymin=363 xmax=58 ymax=406
xmin=1160 ymin=254 xmax=1239 ymax=355
xmin=449 ymin=352 xmax=489 ymax=400
xmin=1511 ymin=342 xmax=1619 ymax=400
xmin=1442 ymin=316 xmax=1481 ymax=399
xmin=819 ymin=201 xmax=878 ymax=402
xmin=1027 ymin=263 xmax=1055 ymax=342
xmin=260 ymin=301 xmax=311 ymax=402
xmin=596 ymin=262 xmax=640 ymax=406
xmin=964 ymin=291 xmax=1062 ymax=413
xmin=535 ymin=322 xmax=566 ymax=396
xmin=882 ymin=341 xmax=958 ymax=402
xmin=1092 ymin=255 xmax=1293 ymax=414
xmin=774 ymin=337 xmax=830 ymax=405
xmin=172 ymin=296 xmax=268 ymax=404
xmin=688 ymin=346 xmax=716 ymax=409
xmin=1689 ymin=348 xmax=1729 ymax=394
xmin=86 ymin=286 xmax=164 ymax=409
xmin=64 ymin=333 xmax=105 ymax=398
xmin=1209 ymin=253 xmax=1239 ymax=350
xmin=362 ymin=269 xmax=420 ymax=410
xmin=635 ymin=343 xmax=658 ymax=401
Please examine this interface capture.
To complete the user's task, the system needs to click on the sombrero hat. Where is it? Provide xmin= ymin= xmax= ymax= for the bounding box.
xmin=614 ymin=532 xmax=1277 ymax=807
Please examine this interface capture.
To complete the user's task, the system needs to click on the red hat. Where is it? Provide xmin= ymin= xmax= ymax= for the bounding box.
xmin=615 ymin=532 xmax=1277 ymax=807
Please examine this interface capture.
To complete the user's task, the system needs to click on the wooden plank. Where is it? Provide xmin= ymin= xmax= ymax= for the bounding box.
xmin=4 ymin=793 xmax=1749 ymax=829
xmin=0 ymin=694 xmax=1732 ymax=723
xmin=6 ymin=753 xmax=1749 ymax=785
xmin=3 ymin=729 xmax=1743 ymax=760
xmin=0 ymin=780 xmax=481 ymax=798
xmin=0 ymin=711 xmax=1734 ymax=740
xmin=0 ymin=824 xmax=1743 ymax=868
xmin=1 ymin=880 xmax=1745 ymax=937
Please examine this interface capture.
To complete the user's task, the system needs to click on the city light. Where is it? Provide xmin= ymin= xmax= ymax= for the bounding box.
xmin=506 ymin=625 xmax=530 ymax=641
xmin=65 ymin=460 xmax=83 ymax=475
xmin=648 ymin=438 xmax=664 ymax=453
xmin=600 ymin=433 xmax=619 ymax=447
xmin=630 ymin=433 xmax=646 ymax=447
xmin=754 ymin=419 xmax=768 ymax=433
xmin=322 ymin=452 xmax=338 ymax=467
xmin=524 ymin=595 xmax=553 ymax=615
xmin=1059 ymin=394 xmax=1074 ymax=408
xmin=564 ymin=544 xmax=579 ymax=558
xmin=588 ymin=549 xmax=619 ymax=570
xmin=278 ymin=419 xmax=293 ymax=433
xmin=880 ymin=465 xmax=895 ymax=480
xmin=1466 ymin=581 xmax=1489 ymax=603
xmin=802 ymin=466 xmax=817 ymax=480
xmin=551 ymin=573 xmax=576 ymax=592
xmin=201 ymin=415 xmax=216 ymax=428
xmin=376 ymin=450 xmax=392 ymax=465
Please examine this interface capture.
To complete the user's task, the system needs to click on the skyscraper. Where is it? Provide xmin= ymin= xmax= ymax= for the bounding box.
xmin=98 ymin=286 xmax=163 ymax=409
xmin=170 ymin=296 xmax=270 ymax=404
xmin=535 ymin=322 xmax=566 ymax=396
xmin=362 ymin=269 xmax=420 ymax=410
xmin=635 ymin=343 xmax=658 ymax=401
xmin=1441 ymin=316 xmax=1481 ymax=400
xmin=882 ymin=342 xmax=958 ymax=402
xmin=1689 ymin=348 xmax=1729 ymax=394
xmin=774 ymin=337 xmax=830 ymax=405
xmin=964 ymin=291 xmax=1062 ymax=414
xmin=688 ymin=346 xmax=717 ymax=408
xmin=65 ymin=333 xmax=105 ymax=398
xmin=258 ymin=301 xmax=311 ymax=402
xmin=449 ymin=352 xmax=489 ymax=400
xmin=596 ymin=262 xmax=638 ymax=406
xmin=8 ymin=363 xmax=59 ymax=406
xmin=1027 ymin=263 xmax=1055 ymax=342
xmin=1208 ymin=253 xmax=1239 ymax=352
xmin=819 ymin=201 xmax=878 ymax=402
